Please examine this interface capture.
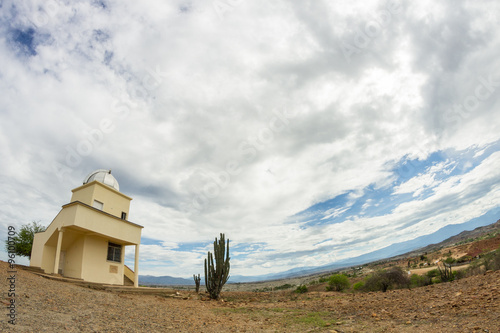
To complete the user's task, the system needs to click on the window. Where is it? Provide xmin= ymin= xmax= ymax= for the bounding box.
xmin=121 ymin=212 xmax=127 ymax=220
xmin=107 ymin=242 xmax=122 ymax=262
xmin=93 ymin=200 xmax=104 ymax=210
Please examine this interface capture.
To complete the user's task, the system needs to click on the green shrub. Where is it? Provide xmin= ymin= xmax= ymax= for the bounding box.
xmin=363 ymin=267 xmax=409 ymax=292
xmin=457 ymin=255 xmax=472 ymax=263
xmin=483 ymin=248 xmax=500 ymax=271
xmin=465 ymin=260 xmax=483 ymax=276
xmin=275 ymin=284 xmax=294 ymax=290
xmin=326 ymin=274 xmax=350 ymax=292
xmin=426 ymin=269 xmax=439 ymax=278
xmin=318 ymin=276 xmax=329 ymax=283
xmin=409 ymin=274 xmax=432 ymax=288
xmin=295 ymin=285 xmax=308 ymax=293
xmin=352 ymin=281 xmax=365 ymax=291
xmin=444 ymin=257 xmax=456 ymax=264
xmin=452 ymin=270 xmax=466 ymax=280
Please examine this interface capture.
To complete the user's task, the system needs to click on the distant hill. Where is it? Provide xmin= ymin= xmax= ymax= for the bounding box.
xmin=139 ymin=275 xmax=194 ymax=286
xmin=392 ymin=218 xmax=500 ymax=259
xmin=139 ymin=218 xmax=500 ymax=286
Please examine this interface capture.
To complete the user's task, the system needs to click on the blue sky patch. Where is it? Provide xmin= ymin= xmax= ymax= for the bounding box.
xmin=10 ymin=27 xmax=37 ymax=56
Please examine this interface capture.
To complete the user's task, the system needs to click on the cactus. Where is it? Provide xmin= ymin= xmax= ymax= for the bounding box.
xmin=193 ymin=274 xmax=201 ymax=293
xmin=204 ymin=233 xmax=230 ymax=300
xmin=438 ymin=262 xmax=453 ymax=282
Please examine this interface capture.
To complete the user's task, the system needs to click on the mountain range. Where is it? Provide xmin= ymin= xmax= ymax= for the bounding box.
xmin=138 ymin=217 xmax=500 ymax=286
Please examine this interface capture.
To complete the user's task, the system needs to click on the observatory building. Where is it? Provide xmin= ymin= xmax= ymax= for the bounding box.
xmin=30 ymin=170 xmax=143 ymax=287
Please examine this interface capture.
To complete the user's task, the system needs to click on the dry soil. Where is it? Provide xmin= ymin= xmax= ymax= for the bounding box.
xmin=1 ymin=261 xmax=499 ymax=332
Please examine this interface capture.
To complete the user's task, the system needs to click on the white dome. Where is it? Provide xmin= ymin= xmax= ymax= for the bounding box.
xmin=83 ymin=169 xmax=119 ymax=191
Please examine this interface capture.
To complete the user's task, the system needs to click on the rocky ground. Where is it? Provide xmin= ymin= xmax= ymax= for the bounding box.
xmin=1 ymin=261 xmax=499 ymax=332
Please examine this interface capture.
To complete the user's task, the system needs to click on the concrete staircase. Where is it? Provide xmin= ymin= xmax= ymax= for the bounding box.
xmin=124 ymin=275 xmax=134 ymax=286
xmin=17 ymin=265 xmax=46 ymax=274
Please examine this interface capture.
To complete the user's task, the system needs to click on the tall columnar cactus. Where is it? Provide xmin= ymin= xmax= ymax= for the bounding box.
xmin=193 ymin=274 xmax=201 ymax=293
xmin=204 ymin=233 xmax=230 ymax=300
xmin=438 ymin=263 xmax=453 ymax=282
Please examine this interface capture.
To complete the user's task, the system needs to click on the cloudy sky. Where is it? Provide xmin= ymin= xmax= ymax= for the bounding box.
xmin=1 ymin=0 xmax=499 ymax=278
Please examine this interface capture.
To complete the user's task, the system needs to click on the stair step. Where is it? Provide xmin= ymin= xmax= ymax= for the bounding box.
xmin=17 ymin=265 xmax=45 ymax=274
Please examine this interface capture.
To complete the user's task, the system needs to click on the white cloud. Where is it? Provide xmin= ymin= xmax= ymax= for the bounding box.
xmin=0 ymin=0 xmax=499 ymax=277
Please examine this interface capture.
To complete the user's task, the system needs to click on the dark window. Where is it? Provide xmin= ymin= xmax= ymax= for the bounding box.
xmin=107 ymin=242 xmax=122 ymax=262
xmin=121 ymin=212 xmax=127 ymax=220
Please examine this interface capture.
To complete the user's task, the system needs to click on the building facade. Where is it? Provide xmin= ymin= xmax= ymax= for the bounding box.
xmin=30 ymin=170 xmax=143 ymax=287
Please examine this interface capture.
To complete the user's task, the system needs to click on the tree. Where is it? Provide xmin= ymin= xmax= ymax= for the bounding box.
xmin=5 ymin=221 xmax=45 ymax=259
xmin=204 ymin=233 xmax=230 ymax=300
xmin=364 ymin=267 xmax=409 ymax=292
xmin=326 ymin=274 xmax=350 ymax=291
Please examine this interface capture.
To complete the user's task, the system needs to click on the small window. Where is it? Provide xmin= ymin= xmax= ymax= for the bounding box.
xmin=121 ymin=212 xmax=127 ymax=220
xmin=93 ymin=200 xmax=104 ymax=210
xmin=107 ymin=242 xmax=122 ymax=263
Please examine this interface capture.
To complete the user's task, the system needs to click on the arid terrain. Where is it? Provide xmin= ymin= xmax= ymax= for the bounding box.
xmin=2 ymin=223 xmax=499 ymax=332
xmin=1 ymin=259 xmax=499 ymax=333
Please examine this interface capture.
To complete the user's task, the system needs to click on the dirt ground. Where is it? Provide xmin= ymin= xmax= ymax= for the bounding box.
xmin=1 ymin=261 xmax=499 ymax=333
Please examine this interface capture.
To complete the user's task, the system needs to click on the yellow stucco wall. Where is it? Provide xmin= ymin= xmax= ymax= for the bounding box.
xmin=31 ymin=207 xmax=78 ymax=272
xmin=81 ymin=235 xmax=124 ymax=285
xmin=63 ymin=236 xmax=84 ymax=279
xmin=70 ymin=184 xmax=95 ymax=206
xmin=71 ymin=204 xmax=142 ymax=244
xmin=30 ymin=233 xmax=44 ymax=268
xmin=30 ymin=180 xmax=142 ymax=285
xmin=70 ymin=181 xmax=131 ymax=219
xmin=41 ymin=245 xmax=56 ymax=274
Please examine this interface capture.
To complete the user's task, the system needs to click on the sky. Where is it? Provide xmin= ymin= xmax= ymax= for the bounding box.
xmin=1 ymin=0 xmax=499 ymax=279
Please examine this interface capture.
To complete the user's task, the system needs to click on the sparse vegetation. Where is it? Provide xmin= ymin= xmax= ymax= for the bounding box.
xmin=293 ymin=311 xmax=330 ymax=327
xmin=276 ymin=283 xmax=295 ymax=290
xmin=437 ymin=263 xmax=453 ymax=282
xmin=318 ymin=276 xmax=329 ymax=283
xmin=457 ymin=255 xmax=472 ymax=263
xmin=483 ymin=248 xmax=500 ymax=271
xmin=252 ymin=283 xmax=295 ymax=292
xmin=410 ymin=274 xmax=432 ymax=288
xmin=444 ymin=256 xmax=456 ymax=264
xmin=326 ymin=274 xmax=350 ymax=292
xmin=4 ymin=221 xmax=45 ymax=259
xmin=3 ymin=221 xmax=500 ymax=332
xmin=353 ymin=281 xmax=365 ymax=290
xmin=426 ymin=269 xmax=440 ymax=278
xmin=295 ymin=285 xmax=308 ymax=293
xmin=363 ymin=267 xmax=409 ymax=292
